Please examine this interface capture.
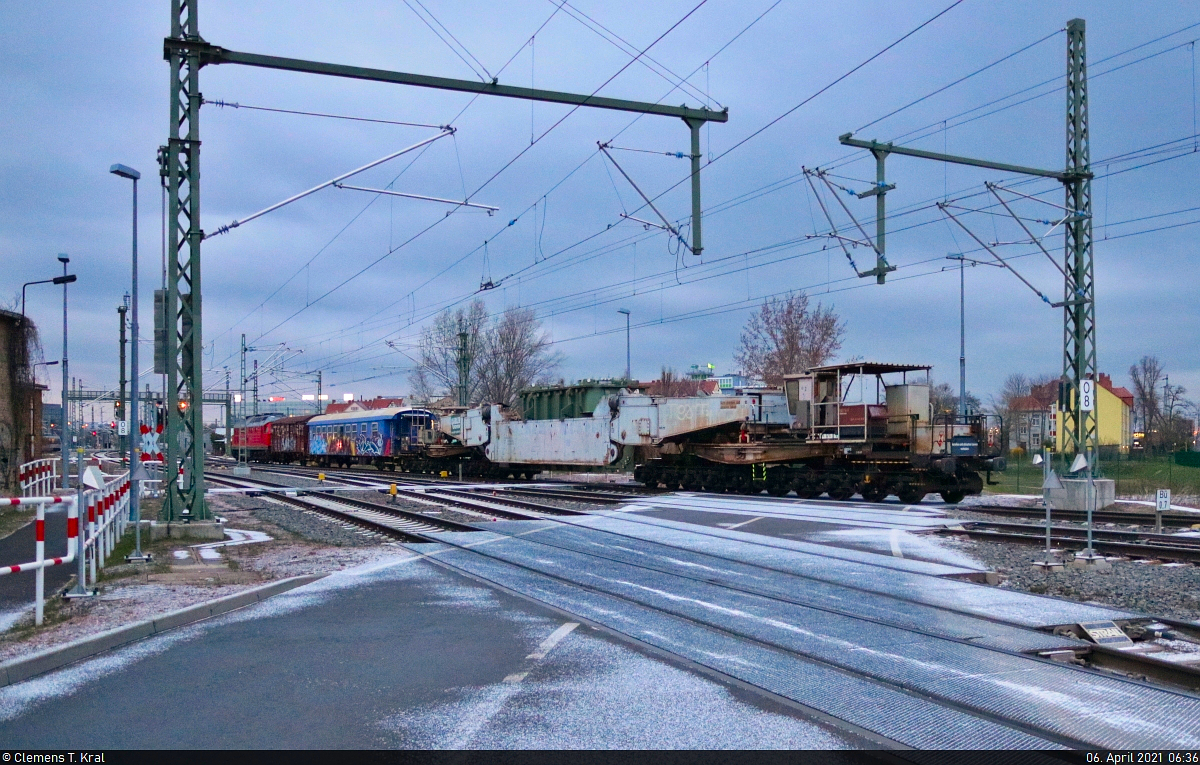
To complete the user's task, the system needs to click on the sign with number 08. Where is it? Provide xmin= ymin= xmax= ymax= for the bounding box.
xmin=1079 ymin=379 xmax=1095 ymax=411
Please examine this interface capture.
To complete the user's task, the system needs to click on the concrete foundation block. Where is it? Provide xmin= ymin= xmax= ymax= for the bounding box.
xmin=1047 ymin=478 xmax=1115 ymax=511
xmin=142 ymin=520 xmax=226 ymax=541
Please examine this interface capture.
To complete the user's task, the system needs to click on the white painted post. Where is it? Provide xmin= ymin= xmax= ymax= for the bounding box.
xmin=34 ymin=501 xmax=45 ymax=626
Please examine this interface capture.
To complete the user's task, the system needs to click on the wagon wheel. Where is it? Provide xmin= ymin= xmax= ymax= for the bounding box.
xmin=825 ymin=478 xmax=855 ymax=502
xmin=861 ymin=483 xmax=888 ymax=503
xmin=940 ymin=490 xmax=966 ymax=504
xmin=897 ymin=486 xmax=926 ymax=505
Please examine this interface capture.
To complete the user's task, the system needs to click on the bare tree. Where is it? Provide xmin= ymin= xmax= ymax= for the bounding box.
xmin=1162 ymin=382 xmax=1191 ymax=451
xmin=646 ymin=367 xmax=701 ymax=397
xmin=928 ymin=380 xmax=981 ymax=417
xmin=410 ymin=300 xmax=489 ymax=405
xmin=1129 ymin=356 xmax=1163 ymax=435
xmin=734 ymin=292 xmax=844 ymax=386
xmin=476 ymin=306 xmax=562 ymax=408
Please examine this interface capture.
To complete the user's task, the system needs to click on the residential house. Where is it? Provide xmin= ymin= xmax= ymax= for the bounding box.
xmin=1052 ymin=372 xmax=1134 ymax=454
xmin=1007 ymin=381 xmax=1057 ymax=452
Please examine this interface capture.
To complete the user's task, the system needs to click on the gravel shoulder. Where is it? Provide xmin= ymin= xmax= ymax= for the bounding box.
xmin=938 ymin=532 xmax=1200 ymax=623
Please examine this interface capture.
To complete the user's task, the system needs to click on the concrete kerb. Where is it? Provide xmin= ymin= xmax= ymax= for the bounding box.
xmin=0 ymin=573 xmax=325 ymax=688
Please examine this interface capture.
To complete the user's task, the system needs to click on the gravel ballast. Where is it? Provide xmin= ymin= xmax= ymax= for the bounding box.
xmin=940 ymin=534 xmax=1200 ymax=623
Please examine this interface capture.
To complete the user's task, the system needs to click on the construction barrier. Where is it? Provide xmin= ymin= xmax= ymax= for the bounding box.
xmin=18 ymin=458 xmax=59 ymax=497
xmin=0 ymin=496 xmax=79 ymax=626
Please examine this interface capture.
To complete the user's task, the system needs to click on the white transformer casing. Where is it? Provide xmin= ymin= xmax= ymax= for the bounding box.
xmin=485 ymin=401 xmax=616 ymax=465
xmin=612 ymin=391 xmax=790 ymax=445
xmin=441 ymin=390 xmax=792 ymax=467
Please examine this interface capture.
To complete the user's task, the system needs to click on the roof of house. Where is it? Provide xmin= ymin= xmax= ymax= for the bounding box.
xmin=1097 ymin=375 xmax=1135 ymax=408
xmin=324 ymin=396 xmax=406 ymax=414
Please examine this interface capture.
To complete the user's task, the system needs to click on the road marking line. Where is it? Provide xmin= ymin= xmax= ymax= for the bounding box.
xmin=526 ymin=621 xmax=579 ymax=660
xmin=889 ymin=528 xmax=905 ymax=559
xmin=724 ymin=515 xmax=764 ymax=531
xmin=502 ymin=672 xmax=528 ymax=683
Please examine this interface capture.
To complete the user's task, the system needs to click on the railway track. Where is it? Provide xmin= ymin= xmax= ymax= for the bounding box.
xmin=205 ymin=473 xmax=477 ymax=541
xmin=209 ymin=468 xmax=591 ymax=523
xmin=969 ymin=503 xmax=1200 ymax=528
xmin=950 ymin=520 xmax=1200 ymax=564
xmin=208 ymin=467 xmax=1200 ymax=730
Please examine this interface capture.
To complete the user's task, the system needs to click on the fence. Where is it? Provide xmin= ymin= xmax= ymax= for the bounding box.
xmin=0 ymin=495 xmax=79 ymax=626
xmin=83 ymin=472 xmax=132 ymax=586
xmin=1 ymin=467 xmax=132 ymax=627
xmin=18 ymin=458 xmax=59 ymax=497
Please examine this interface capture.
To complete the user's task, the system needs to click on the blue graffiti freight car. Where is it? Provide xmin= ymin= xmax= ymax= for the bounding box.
xmin=307 ymin=407 xmax=436 ymax=467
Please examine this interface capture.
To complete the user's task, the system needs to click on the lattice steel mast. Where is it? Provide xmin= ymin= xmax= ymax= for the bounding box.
xmin=838 ymin=19 xmax=1095 ymax=458
xmin=1062 ymin=18 xmax=1096 ymax=459
xmin=160 ymin=1 xmax=727 ymax=520
xmin=161 ymin=0 xmax=207 ymax=520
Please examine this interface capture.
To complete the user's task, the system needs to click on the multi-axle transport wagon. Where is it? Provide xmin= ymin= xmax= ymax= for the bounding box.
xmin=231 ymin=361 xmax=1004 ymax=503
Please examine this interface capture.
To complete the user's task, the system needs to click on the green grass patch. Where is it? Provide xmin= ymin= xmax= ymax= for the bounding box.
xmin=985 ymin=454 xmax=1200 ymax=498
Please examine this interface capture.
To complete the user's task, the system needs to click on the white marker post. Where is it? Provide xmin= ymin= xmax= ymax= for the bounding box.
xmin=1155 ymin=488 xmax=1170 ymax=535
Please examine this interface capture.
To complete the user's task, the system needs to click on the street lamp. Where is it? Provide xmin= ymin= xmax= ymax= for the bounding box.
xmin=110 ymin=163 xmax=150 ymax=562
xmin=617 ymin=309 xmax=631 ymax=381
xmin=21 ymin=275 xmax=76 ymax=323
xmin=944 ymin=255 xmax=1002 ymax=419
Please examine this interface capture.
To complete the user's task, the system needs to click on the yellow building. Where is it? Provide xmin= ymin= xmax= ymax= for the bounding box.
xmin=1052 ymin=373 xmax=1133 ymax=453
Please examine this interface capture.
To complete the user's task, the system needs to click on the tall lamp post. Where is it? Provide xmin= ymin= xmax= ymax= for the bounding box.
xmin=945 ymin=255 xmax=1002 ymax=419
xmin=617 ymin=309 xmax=631 ymax=381
xmin=111 ymin=163 xmax=150 ymax=562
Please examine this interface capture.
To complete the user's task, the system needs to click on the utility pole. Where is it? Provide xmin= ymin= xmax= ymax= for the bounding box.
xmin=1062 ymin=18 xmax=1097 ymax=471
xmin=224 ymin=368 xmax=231 ymax=456
xmin=456 ymin=327 xmax=470 ymax=407
xmin=839 ymin=19 xmax=1095 ymax=460
xmin=316 ymin=370 xmax=323 ymax=414
xmin=617 ymin=309 xmax=631 ymax=380
xmin=252 ymin=359 xmax=259 ymax=415
xmin=235 ymin=334 xmax=249 ymax=475
xmin=161 ymin=2 xmax=726 ymax=520
xmin=117 ymin=303 xmax=128 ymax=457
xmin=161 ymin=0 xmax=206 ymax=521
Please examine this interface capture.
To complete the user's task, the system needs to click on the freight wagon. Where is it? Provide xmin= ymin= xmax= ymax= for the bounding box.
xmin=267 ymin=414 xmax=316 ymax=464
xmin=437 ymin=362 xmax=1005 ymax=503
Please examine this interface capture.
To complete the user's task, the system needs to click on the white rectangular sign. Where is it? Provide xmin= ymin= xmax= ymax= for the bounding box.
xmin=1079 ymin=379 xmax=1095 ymax=412
xmin=1156 ymin=489 xmax=1171 ymax=512
xmin=117 ymin=420 xmax=129 ymax=436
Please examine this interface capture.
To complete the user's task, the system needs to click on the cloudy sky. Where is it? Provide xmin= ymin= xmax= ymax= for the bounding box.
xmin=2 ymin=0 xmax=1197 ymax=422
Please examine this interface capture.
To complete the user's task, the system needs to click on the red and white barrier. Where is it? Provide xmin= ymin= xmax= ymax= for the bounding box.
xmin=18 ymin=458 xmax=60 ymax=497
xmin=82 ymin=472 xmax=131 ymax=584
xmin=0 ymin=496 xmax=79 ymax=626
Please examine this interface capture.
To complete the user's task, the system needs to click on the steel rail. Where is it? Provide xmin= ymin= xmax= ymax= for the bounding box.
xmin=949 ymin=525 xmax=1200 ymax=564
xmin=968 ymin=504 xmax=1200 ymax=528
xmin=205 ymin=473 xmax=477 ymax=538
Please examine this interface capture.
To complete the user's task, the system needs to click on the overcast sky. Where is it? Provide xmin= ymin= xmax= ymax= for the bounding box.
xmin=2 ymin=0 xmax=1197 ymax=421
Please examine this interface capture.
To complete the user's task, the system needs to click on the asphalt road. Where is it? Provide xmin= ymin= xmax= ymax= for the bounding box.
xmin=0 ymin=553 xmax=857 ymax=749
xmin=0 ymin=503 xmax=73 ymax=623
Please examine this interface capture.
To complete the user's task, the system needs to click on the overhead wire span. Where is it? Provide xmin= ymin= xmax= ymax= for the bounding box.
xmin=333 ymin=183 xmax=498 ymax=214
xmin=598 ymin=142 xmax=693 ymax=251
xmin=206 ymin=129 xmax=454 ymax=239
xmin=853 ymin=28 xmax=1064 ymax=134
xmin=402 ymin=0 xmax=494 ymax=82
xmin=203 ymin=99 xmax=446 ymax=129
xmin=232 ymin=1 xmax=710 ymax=354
